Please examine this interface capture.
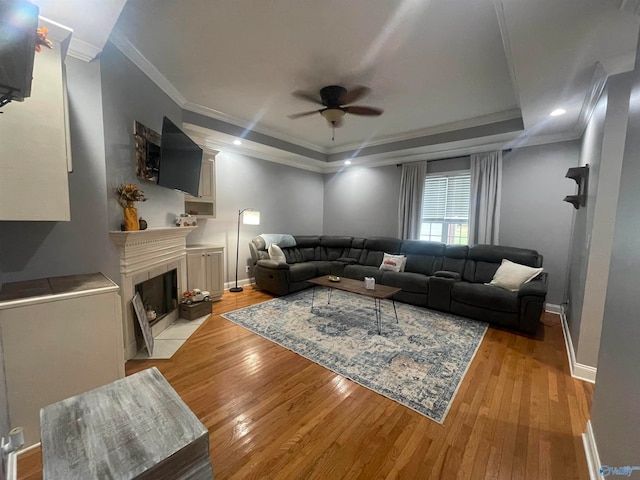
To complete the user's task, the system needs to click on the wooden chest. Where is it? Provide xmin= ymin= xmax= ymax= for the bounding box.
xmin=179 ymin=301 xmax=212 ymax=320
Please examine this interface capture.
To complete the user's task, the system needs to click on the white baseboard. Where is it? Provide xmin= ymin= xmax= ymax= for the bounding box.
xmin=545 ymin=303 xmax=562 ymax=314
xmin=559 ymin=305 xmax=597 ymax=383
xmin=224 ymin=278 xmax=254 ymax=291
xmin=582 ymin=420 xmax=604 ymax=480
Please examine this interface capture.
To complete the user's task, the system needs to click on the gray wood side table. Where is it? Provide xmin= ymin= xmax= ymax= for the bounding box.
xmin=40 ymin=367 xmax=213 ymax=479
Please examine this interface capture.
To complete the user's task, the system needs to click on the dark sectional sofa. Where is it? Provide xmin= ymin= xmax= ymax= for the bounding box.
xmin=249 ymin=235 xmax=547 ymax=334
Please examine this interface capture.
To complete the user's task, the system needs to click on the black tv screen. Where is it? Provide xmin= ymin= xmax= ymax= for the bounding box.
xmin=157 ymin=117 xmax=202 ymax=197
xmin=0 ymin=0 xmax=39 ymax=103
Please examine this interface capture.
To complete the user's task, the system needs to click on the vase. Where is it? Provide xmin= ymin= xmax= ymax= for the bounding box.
xmin=123 ymin=204 xmax=139 ymax=231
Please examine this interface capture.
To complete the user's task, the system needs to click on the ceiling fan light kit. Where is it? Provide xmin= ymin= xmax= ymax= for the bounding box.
xmin=320 ymin=108 xmax=346 ymax=123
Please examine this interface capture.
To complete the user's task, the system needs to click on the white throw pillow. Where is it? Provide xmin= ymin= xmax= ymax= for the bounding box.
xmin=268 ymin=244 xmax=286 ymax=264
xmin=379 ymin=253 xmax=407 ymax=273
xmin=488 ymin=259 xmax=543 ymax=291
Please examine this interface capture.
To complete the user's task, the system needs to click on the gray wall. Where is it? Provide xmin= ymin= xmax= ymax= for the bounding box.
xmin=565 ymin=73 xmax=631 ymax=367
xmin=590 ymin=36 xmax=640 ymax=467
xmin=500 ymin=142 xmax=580 ymax=305
xmin=0 ymin=57 xmax=110 ymax=284
xmin=186 ymin=152 xmax=324 ymax=283
xmin=100 ymin=42 xmax=186 ymax=283
xmin=323 ymin=165 xmax=401 ymax=237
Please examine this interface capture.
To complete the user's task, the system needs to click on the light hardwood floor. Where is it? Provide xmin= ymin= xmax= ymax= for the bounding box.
xmin=18 ymin=287 xmax=594 ymax=479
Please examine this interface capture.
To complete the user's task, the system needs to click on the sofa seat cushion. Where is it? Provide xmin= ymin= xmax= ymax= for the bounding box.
xmin=380 ymin=271 xmax=429 ymax=294
xmin=451 ymin=282 xmax=519 ymax=313
xmin=288 ymin=262 xmax=319 ymax=282
xmin=343 ymin=265 xmax=384 ymax=282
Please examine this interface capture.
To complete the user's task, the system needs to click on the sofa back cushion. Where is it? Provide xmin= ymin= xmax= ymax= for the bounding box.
xmin=400 ymin=240 xmax=445 ymax=276
xmin=360 ymin=237 xmax=403 ymax=266
xmin=442 ymin=245 xmax=468 ymax=275
xmin=463 ymin=245 xmax=543 ymax=283
xmin=280 ymin=235 xmax=321 ymax=264
xmin=320 ymin=236 xmax=353 ymax=261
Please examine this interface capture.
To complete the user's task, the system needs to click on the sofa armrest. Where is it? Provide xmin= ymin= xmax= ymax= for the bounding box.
xmin=256 ymin=259 xmax=290 ymax=270
xmin=518 ymin=273 xmax=548 ymax=298
xmin=335 ymin=257 xmax=359 ymax=264
xmin=433 ymin=270 xmax=462 ymax=281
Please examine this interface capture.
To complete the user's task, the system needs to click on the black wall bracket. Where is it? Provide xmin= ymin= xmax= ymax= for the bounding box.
xmin=563 ymin=165 xmax=589 ymax=209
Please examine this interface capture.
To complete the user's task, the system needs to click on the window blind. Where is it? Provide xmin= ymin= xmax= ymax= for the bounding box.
xmin=422 ymin=173 xmax=471 ymax=221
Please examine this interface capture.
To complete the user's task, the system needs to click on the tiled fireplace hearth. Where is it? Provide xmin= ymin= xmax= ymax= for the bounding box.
xmin=110 ymin=227 xmax=196 ymax=360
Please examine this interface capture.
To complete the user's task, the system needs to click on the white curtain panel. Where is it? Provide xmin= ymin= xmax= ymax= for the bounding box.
xmin=398 ymin=161 xmax=427 ymax=239
xmin=469 ymin=151 xmax=502 ymax=245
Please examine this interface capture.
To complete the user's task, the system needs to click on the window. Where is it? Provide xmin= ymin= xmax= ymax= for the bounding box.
xmin=420 ymin=172 xmax=471 ymax=244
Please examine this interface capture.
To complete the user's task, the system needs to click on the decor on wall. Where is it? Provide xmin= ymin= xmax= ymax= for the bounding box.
xmin=133 ymin=120 xmax=161 ymax=182
xmin=116 ymin=183 xmax=147 ymax=231
xmin=230 ymin=208 xmax=260 ymax=293
xmin=563 ymin=165 xmax=589 ymax=209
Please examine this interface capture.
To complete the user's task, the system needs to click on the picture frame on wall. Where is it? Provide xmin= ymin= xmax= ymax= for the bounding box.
xmin=133 ymin=120 xmax=161 ymax=183
xmin=132 ymin=292 xmax=154 ymax=355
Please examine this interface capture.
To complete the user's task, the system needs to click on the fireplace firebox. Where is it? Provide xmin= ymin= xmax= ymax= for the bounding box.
xmin=134 ymin=269 xmax=178 ymax=326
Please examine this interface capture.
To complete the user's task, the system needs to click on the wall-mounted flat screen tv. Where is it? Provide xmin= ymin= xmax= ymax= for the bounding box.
xmin=157 ymin=117 xmax=202 ymax=197
xmin=0 ymin=0 xmax=40 ymax=104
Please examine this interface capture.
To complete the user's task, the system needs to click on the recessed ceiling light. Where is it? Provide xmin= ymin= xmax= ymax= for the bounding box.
xmin=233 ymin=139 xmax=242 ymax=145
xmin=550 ymin=108 xmax=566 ymax=117
xmin=344 ymin=160 xmax=351 ymax=165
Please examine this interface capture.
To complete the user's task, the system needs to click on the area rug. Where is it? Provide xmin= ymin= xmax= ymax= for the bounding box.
xmin=222 ymin=289 xmax=488 ymax=423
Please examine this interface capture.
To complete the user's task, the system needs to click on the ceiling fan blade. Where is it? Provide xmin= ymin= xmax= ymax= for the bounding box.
xmin=344 ymin=105 xmax=383 ymax=116
xmin=288 ymin=110 xmax=320 ymax=119
xmin=339 ymin=86 xmax=371 ymax=105
xmin=292 ymin=90 xmax=323 ymax=105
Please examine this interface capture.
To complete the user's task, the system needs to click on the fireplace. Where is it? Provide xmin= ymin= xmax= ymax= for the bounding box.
xmin=134 ymin=268 xmax=178 ymax=327
xmin=110 ymin=227 xmax=196 ymax=360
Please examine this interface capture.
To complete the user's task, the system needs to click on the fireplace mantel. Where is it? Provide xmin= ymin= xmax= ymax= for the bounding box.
xmin=109 ymin=227 xmax=196 ymax=247
xmin=110 ymin=227 xmax=196 ymax=360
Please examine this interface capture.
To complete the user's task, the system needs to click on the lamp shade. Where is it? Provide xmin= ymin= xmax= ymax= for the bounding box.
xmin=242 ymin=210 xmax=260 ymax=225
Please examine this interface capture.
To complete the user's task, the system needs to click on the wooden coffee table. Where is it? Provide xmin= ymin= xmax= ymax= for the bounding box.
xmin=308 ymin=276 xmax=401 ymax=334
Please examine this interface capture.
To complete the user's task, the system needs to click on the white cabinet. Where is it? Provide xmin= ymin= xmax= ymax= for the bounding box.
xmin=184 ymin=154 xmax=216 ymax=217
xmin=186 ymin=245 xmax=224 ymax=300
xmin=0 ymin=19 xmax=72 ymax=221
xmin=0 ymin=273 xmax=124 ymax=447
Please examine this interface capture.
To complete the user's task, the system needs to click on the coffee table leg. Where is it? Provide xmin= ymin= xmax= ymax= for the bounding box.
xmin=327 ymin=287 xmax=332 ymax=304
xmin=311 ymin=286 xmax=316 ymax=312
xmin=392 ymin=299 xmax=398 ymax=324
xmin=374 ymin=298 xmax=381 ymax=335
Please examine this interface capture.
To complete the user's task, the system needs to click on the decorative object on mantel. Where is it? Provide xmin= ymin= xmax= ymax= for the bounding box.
xmin=230 ymin=209 xmax=261 ymax=293
xmin=139 ymin=218 xmax=148 ymax=230
xmin=563 ymin=164 xmax=589 ymax=209
xmin=175 ymin=213 xmax=197 ymax=227
xmin=35 ymin=26 xmax=53 ymax=52
xmin=116 ymin=183 xmax=147 ymax=231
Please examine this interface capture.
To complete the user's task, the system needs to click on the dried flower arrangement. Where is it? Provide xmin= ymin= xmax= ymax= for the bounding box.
xmin=35 ymin=27 xmax=53 ymax=53
xmin=116 ymin=184 xmax=147 ymax=208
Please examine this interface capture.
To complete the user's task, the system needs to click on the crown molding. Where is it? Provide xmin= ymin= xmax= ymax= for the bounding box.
xmin=575 ymin=62 xmax=608 ymax=137
xmin=110 ymin=29 xmax=187 ymax=106
xmin=67 ymin=37 xmax=102 ymax=62
xmin=182 ymin=123 xmax=327 ymax=173
xmin=492 ymin=0 xmax=522 ymax=108
xmin=183 ymin=101 xmax=328 ymax=154
xmin=326 ymin=109 xmax=522 ymax=155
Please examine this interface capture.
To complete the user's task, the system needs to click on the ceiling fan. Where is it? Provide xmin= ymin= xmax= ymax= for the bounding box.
xmin=288 ymin=85 xmax=383 ymax=140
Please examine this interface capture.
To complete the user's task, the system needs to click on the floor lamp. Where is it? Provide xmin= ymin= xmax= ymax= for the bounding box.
xmin=230 ymin=208 xmax=260 ymax=293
